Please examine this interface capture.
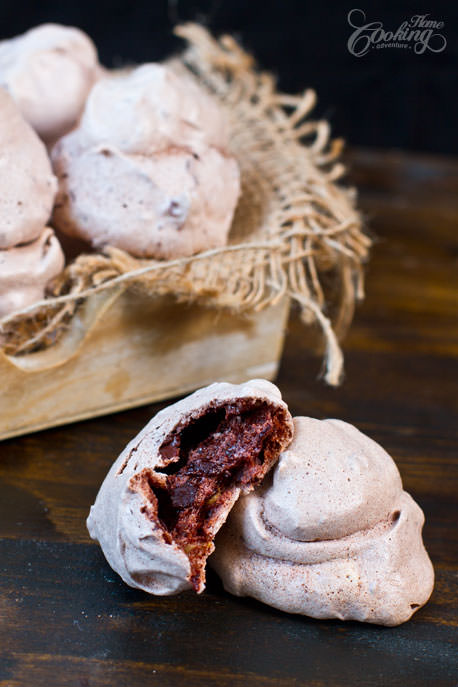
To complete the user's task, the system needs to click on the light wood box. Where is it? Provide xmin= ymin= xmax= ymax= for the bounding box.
xmin=0 ymin=288 xmax=290 ymax=441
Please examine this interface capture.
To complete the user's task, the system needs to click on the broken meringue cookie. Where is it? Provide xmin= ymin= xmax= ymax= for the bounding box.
xmin=0 ymin=23 xmax=102 ymax=144
xmin=87 ymin=380 xmax=293 ymax=595
xmin=0 ymin=89 xmax=57 ymax=249
xmin=51 ymin=63 xmax=241 ymax=259
xmin=211 ymin=417 xmax=434 ymax=626
xmin=0 ymin=227 xmax=65 ymax=317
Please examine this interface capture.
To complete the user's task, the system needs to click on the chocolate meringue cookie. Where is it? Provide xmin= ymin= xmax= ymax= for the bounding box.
xmin=87 ymin=380 xmax=293 ymax=595
xmin=0 ymin=23 xmax=101 ymax=143
xmin=52 ymin=138 xmax=240 ymax=259
xmin=211 ymin=417 xmax=434 ymax=626
xmin=51 ymin=64 xmax=240 ymax=259
xmin=0 ymin=227 xmax=64 ymax=317
xmin=0 ymin=89 xmax=57 ymax=249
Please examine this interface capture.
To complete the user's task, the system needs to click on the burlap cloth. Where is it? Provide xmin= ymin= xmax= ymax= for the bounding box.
xmin=0 ymin=24 xmax=370 ymax=385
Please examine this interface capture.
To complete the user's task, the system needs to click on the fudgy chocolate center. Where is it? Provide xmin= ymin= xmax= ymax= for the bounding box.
xmin=148 ymin=399 xmax=283 ymax=590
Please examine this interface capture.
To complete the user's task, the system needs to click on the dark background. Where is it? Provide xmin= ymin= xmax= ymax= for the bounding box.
xmin=0 ymin=0 xmax=456 ymax=155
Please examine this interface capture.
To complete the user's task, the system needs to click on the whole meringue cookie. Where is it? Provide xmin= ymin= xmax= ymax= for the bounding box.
xmin=0 ymin=89 xmax=57 ymax=249
xmin=51 ymin=64 xmax=240 ymax=259
xmin=0 ymin=227 xmax=64 ymax=317
xmin=211 ymin=417 xmax=434 ymax=626
xmin=87 ymin=380 xmax=293 ymax=596
xmin=52 ymin=137 xmax=240 ymax=258
xmin=0 ymin=23 xmax=101 ymax=143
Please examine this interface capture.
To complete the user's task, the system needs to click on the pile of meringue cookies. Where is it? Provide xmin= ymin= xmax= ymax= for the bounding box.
xmin=0 ymin=23 xmax=240 ymax=318
xmin=88 ymin=379 xmax=434 ymax=626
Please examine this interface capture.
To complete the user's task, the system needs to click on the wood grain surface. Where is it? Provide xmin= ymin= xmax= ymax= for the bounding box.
xmin=1 ymin=148 xmax=457 ymax=687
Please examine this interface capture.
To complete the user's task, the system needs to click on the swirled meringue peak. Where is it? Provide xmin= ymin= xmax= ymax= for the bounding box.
xmin=0 ymin=227 xmax=64 ymax=317
xmin=211 ymin=417 xmax=434 ymax=626
xmin=0 ymin=89 xmax=56 ymax=249
xmin=51 ymin=64 xmax=240 ymax=259
xmin=0 ymin=23 xmax=101 ymax=143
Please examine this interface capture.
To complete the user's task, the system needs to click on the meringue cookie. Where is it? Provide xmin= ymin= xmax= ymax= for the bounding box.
xmin=0 ymin=89 xmax=57 ymax=249
xmin=0 ymin=227 xmax=64 ymax=317
xmin=87 ymin=380 xmax=293 ymax=595
xmin=51 ymin=64 xmax=240 ymax=259
xmin=52 ymin=138 xmax=240 ymax=259
xmin=0 ymin=23 xmax=101 ymax=143
xmin=211 ymin=417 xmax=434 ymax=626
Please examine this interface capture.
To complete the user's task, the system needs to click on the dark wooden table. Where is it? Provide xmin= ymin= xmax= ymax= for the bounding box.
xmin=1 ymin=148 xmax=457 ymax=687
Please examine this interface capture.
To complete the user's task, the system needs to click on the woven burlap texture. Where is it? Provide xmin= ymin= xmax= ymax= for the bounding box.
xmin=0 ymin=23 xmax=370 ymax=384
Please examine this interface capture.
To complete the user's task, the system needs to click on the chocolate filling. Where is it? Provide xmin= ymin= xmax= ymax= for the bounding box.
xmin=141 ymin=398 xmax=290 ymax=591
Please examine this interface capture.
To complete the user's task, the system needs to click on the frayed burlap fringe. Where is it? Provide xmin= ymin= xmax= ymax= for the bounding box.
xmin=0 ymin=23 xmax=371 ymax=385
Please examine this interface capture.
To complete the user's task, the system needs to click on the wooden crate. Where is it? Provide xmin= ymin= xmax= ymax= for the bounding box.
xmin=0 ymin=288 xmax=290 ymax=441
